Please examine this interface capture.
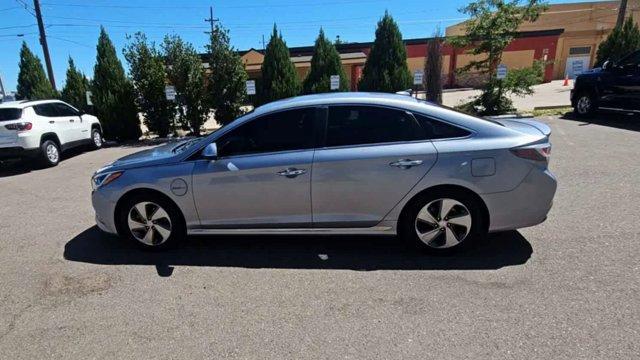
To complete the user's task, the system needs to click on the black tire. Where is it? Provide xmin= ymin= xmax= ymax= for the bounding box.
xmin=573 ymin=91 xmax=596 ymax=117
xmin=89 ymin=128 xmax=103 ymax=150
xmin=116 ymin=193 xmax=186 ymax=251
xmin=39 ymin=139 xmax=60 ymax=167
xmin=398 ymin=189 xmax=487 ymax=254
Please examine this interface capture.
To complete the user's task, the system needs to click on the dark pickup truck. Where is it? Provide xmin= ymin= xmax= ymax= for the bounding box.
xmin=571 ymin=50 xmax=640 ymax=116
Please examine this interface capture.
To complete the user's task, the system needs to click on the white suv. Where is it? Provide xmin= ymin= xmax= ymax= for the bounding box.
xmin=0 ymin=99 xmax=103 ymax=167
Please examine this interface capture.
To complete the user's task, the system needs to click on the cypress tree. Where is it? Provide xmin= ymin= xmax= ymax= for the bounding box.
xmin=16 ymin=42 xmax=56 ymax=100
xmin=61 ymin=57 xmax=90 ymax=112
xmin=596 ymin=16 xmax=640 ymax=66
xmin=261 ymin=25 xmax=300 ymax=103
xmin=92 ymin=27 xmax=141 ymax=141
xmin=303 ymin=28 xmax=349 ymax=94
xmin=207 ymin=23 xmax=248 ymax=126
xmin=124 ymin=32 xmax=174 ymax=138
xmin=424 ymin=33 xmax=443 ymax=104
xmin=359 ymin=11 xmax=412 ymax=92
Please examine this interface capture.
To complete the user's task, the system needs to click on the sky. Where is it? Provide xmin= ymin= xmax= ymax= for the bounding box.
xmin=0 ymin=0 xmax=600 ymax=91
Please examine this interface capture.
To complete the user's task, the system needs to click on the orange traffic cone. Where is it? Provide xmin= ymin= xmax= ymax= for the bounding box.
xmin=563 ymin=74 xmax=569 ymax=86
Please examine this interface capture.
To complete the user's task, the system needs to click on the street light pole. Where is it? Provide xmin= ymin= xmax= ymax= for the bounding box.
xmin=33 ymin=0 xmax=56 ymax=90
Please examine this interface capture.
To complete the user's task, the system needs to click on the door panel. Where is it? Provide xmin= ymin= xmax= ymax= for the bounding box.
xmin=192 ymin=151 xmax=313 ymax=228
xmin=312 ymin=142 xmax=437 ymax=226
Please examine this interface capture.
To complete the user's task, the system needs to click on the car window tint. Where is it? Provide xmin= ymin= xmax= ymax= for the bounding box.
xmin=33 ymin=104 xmax=59 ymax=117
xmin=620 ymin=50 xmax=640 ymax=67
xmin=326 ymin=106 xmax=424 ymax=147
xmin=217 ymin=108 xmax=316 ymax=157
xmin=413 ymin=113 xmax=471 ymax=139
xmin=53 ymin=103 xmax=78 ymax=116
xmin=0 ymin=108 xmax=22 ymax=122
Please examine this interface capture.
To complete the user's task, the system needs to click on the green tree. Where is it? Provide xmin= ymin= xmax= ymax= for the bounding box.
xmin=303 ymin=28 xmax=349 ymax=94
xmin=359 ymin=12 xmax=412 ymax=92
xmin=595 ymin=16 xmax=640 ymax=66
xmin=163 ymin=35 xmax=208 ymax=136
xmin=92 ymin=27 xmax=141 ymax=141
xmin=16 ymin=42 xmax=56 ymax=100
xmin=61 ymin=57 xmax=90 ymax=112
xmin=450 ymin=0 xmax=547 ymax=115
xmin=424 ymin=31 xmax=443 ymax=104
xmin=261 ymin=25 xmax=300 ymax=103
xmin=124 ymin=32 xmax=175 ymax=138
xmin=207 ymin=23 xmax=248 ymax=126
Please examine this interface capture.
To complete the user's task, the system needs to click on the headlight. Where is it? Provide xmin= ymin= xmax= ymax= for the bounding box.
xmin=92 ymin=171 xmax=123 ymax=191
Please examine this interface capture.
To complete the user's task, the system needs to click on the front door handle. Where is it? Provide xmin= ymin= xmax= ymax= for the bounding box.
xmin=277 ymin=168 xmax=307 ymax=178
xmin=389 ymin=159 xmax=423 ymax=169
xmin=69 ymin=119 xmax=75 ymax=122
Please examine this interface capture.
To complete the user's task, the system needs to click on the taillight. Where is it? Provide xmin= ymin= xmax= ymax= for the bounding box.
xmin=5 ymin=122 xmax=32 ymax=131
xmin=510 ymin=145 xmax=551 ymax=162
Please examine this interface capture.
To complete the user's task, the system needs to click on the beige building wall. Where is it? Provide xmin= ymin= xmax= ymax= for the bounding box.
xmin=447 ymin=1 xmax=640 ymax=79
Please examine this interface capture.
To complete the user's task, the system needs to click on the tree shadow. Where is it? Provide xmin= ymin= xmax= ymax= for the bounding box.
xmin=560 ymin=111 xmax=640 ymax=132
xmin=64 ymin=226 xmax=533 ymax=274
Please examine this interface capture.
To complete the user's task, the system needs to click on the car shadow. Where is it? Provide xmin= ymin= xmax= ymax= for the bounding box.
xmin=64 ymin=226 xmax=533 ymax=274
xmin=0 ymin=146 xmax=91 ymax=178
xmin=560 ymin=111 xmax=640 ymax=132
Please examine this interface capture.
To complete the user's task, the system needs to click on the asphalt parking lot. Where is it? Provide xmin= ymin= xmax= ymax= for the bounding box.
xmin=0 ymin=113 xmax=639 ymax=359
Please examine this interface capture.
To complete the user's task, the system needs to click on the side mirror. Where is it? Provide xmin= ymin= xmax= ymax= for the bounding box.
xmin=202 ymin=142 xmax=217 ymax=160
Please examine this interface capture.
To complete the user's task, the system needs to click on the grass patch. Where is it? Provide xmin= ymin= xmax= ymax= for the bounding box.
xmin=532 ymin=106 xmax=573 ymax=117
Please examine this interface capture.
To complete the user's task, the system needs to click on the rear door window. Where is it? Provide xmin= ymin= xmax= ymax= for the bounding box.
xmin=0 ymin=108 xmax=22 ymax=122
xmin=326 ymin=106 xmax=424 ymax=147
xmin=33 ymin=104 xmax=59 ymax=117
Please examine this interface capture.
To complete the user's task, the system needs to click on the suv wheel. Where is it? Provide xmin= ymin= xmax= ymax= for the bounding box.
xmin=90 ymin=128 xmax=103 ymax=150
xmin=117 ymin=194 xmax=186 ymax=250
xmin=39 ymin=140 xmax=60 ymax=167
xmin=574 ymin=92 xmax=596 ymax=117
xmin=399 ymin=190 xmax=486 ymax=253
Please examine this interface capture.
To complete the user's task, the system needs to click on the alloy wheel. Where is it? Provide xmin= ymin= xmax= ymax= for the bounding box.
xmin=46 ymin=144 xmax=59 ymax=163
xmin=414 ymin=198 xmax=472 ymax=249
xmin=577 ymin=95 xmax=591 ymax=114
xmin=93 ymin=131 xmax=102 ymax=147
xmin=127 ymin=202 xmax=172 ymax=246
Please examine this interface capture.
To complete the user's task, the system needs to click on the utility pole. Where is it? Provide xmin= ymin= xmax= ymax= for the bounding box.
xmin=204 ymin=6 xmax=218 ymax=35
xmin=616 ymin=0 xmax=628 ymax=28
xmin=33 ymin=0 xmax=55 ymax=90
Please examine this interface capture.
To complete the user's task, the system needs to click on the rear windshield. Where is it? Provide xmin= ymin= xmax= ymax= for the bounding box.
xmin=0 ymin=108 xmax=22 ymax=122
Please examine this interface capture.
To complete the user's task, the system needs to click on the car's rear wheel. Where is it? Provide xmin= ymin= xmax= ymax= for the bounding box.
xmin=90 ymin=128 xmax=103 ymax=150
xmin=39 ymin=140 xmax=60 ymax=167
xmin=399 ymin=190 xmax=486 ymax=253
xmin=117 ymin=194 xmax=186 ymax=250
xmin=574 ymin=92 xmax=596 ymax=117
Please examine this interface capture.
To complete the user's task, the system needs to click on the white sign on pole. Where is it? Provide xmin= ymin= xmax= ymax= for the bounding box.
xmin=330 ymin=75 xmax=340 ymax=90
xmin=246 ymin=80 xmax=256 ymax=95
xmin=164 ymin=85 xmax=176 ymax=101
xmin=85 ymin=91 xmax=93 ymax=106
xmin=496 ymin=64 xmax=508 ymax=79
xmin=413 ymin=70 xmax=424 ymax=85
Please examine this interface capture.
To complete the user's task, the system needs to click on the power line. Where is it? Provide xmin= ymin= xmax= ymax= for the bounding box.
xmin=14 ymin=0 xmax=35 ymax=16
xmin=40 ymin=0 xmax=390 ymax=10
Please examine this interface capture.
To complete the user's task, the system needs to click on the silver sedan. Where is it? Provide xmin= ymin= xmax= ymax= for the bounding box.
xmin=91 ymin=93 xmax=556 ymax=253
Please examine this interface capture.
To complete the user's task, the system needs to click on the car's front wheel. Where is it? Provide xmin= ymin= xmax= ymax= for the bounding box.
xmin=399 ymin=190 xmax=486 ymax=253
xmin=574 ymin=91 xmax=596 ymax=117
xmin=117 ymin=194 xmax=186 ymax=250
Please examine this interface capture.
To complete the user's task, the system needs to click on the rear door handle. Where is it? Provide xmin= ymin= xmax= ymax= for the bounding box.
xmin=49 ymin=120 xmax=55 ymax=124
xmin=277 ymin=168 xmax=307 ymax=178
xmin=389 ymin=159 xmax=423 ymax=169
xmin=69 ymin=119 xmax=75 ymax=122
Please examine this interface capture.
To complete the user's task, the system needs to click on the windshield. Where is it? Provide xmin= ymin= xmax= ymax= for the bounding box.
xmin=0 ymin=108 xmax=22 ymax=122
